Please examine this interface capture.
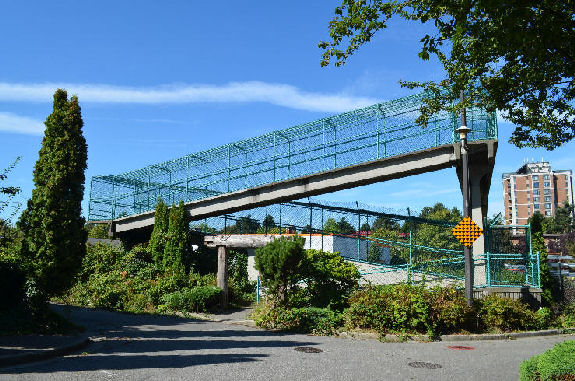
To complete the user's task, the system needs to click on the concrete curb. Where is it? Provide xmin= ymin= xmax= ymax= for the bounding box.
xmin=0 ymin=335 xmax=91 ymax=368
xmin=441 ymin=329 xmax=575 ymax=341
xmin=338 ymin=329 xmax=575 ymax=342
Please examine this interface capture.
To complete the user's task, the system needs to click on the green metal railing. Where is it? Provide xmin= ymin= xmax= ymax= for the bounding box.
xmin=88 ymin=91 xmax=497 ymax=221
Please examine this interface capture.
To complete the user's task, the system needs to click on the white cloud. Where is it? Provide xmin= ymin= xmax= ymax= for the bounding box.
xmin=0 ymin=112 xmax=44 ymax=135
xmin=0 ymin=82 xmax=379 ymax=113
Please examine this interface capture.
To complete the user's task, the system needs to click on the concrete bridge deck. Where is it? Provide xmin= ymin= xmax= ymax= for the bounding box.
xmin=112 ymin=140 xmax=496 ymax=235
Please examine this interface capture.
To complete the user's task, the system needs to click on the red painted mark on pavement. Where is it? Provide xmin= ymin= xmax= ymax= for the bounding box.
xmin=447 ymin=345 xmax=475 ymax=350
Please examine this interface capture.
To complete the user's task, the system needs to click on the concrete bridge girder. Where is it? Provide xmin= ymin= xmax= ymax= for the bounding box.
xmin=112 ymin=141 xmax=497 ymax=239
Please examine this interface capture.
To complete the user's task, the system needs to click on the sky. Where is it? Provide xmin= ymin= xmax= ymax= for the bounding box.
xmin=1 ymin=1 xmax=574 ymax=223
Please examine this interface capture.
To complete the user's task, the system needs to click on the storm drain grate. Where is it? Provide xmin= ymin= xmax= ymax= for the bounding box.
xmin=294 ymin=346 xmax=323 ymax=353
xmin=408 ymin=361 xmax=442 ymax=369
xmin=448 ymin=345 xmax=475 ymax=350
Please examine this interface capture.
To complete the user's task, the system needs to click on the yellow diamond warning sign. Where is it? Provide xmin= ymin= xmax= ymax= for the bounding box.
xmin=452 ymin=217 xmax=483 ymax=247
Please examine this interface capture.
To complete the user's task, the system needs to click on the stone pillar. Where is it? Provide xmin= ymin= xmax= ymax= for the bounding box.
xmin=217 ymin=245 xmax=229 ymax=308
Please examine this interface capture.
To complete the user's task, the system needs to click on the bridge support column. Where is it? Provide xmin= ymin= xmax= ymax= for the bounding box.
xmin=456 ymin=140 xmax=497 ymax=287
xmin=217 ymin=245 xmax=229 ymax=308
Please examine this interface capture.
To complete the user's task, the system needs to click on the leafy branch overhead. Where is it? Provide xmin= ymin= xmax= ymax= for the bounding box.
xmin=0 ymin=157 xmax=22 ymax=195
xmin=319 ymin=0 xmax=575 ymax=150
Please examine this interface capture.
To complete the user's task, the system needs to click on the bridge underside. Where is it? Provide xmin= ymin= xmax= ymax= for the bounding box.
xmin=112 ymin=140 xmax=497 ymax=236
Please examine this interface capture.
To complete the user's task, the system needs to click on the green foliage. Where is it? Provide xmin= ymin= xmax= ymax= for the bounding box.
xmin=149 ymin=198 xmax=169 ymax=267
xmin=255 ymin=236 xmax=306 ymax=304
xmin=371 ymin=216 xmax=400 ymax=232
xmin=560 ymin=303 xmax=575 ymax=328
xmin=18 ymin=89 xmax=88 ymax=298
xmin=322 ymin=217 xmax=355 ymax=235
xmin=228 ymin=249 xmax=255 ymax=305
xmin=64 ymin=240 xmax=223 ymax=314
xmin=531 ymin=212 xmax=554 ymax=305
xmin=0 ymin=156 xmax=21 ymax=196
xmin=320 ymin=0 xmax=575 ymax=150
xmin=475 ymin=295 xmax=538 ymax=332
xmin=225 ymin=215 xmax=260 ymax=234
xmin=161 ymin=286 xmax=222 ymax=313
xmin=252 ymin=303 xmax=343 ymax=334
xmin=163 ymin=201 xmax=189 ymax=273
xmin=86 ymin=223 xmax=110 ymax=239
xmin=546 ymin=203 xmax=575 ymax=234
xmin=416 ymin=203 xmax=462 ymax=253
xmin=520 ymin=341 xmax=575 ymax=381
xmin=80 ymin=242 xmax=124 ymax=282
xmin=345 ymin=284 xmax=437 ymax=335
xmin=303 ymin=250 xmax=359 ymax=310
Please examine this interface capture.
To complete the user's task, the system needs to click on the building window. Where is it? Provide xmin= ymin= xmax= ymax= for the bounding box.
xmin=544 ymin=181 xmax=550 ymax=187
xmin=544 ymin=189 xmax=551 ymax=195
xmin=533 ymin=196 xmax=539 ymax=202
xmin=533 ymin=175 xmax=539 ymax=181
xmin=545 ymin=211 xmax=552 ymax=216
xmin=534 ymin=182 xmax=540 ymax=188
xmin=567 ymin=181 xmax=570 ymax=188
xmin=544 ymin=174 xmax=550 ymax=180
xmin=545 ymin=203 xmax=551 ymax=209
xmin=534 ymin=189 xmax=540 ymax=195
xmin=545 ymin=196 xmax=551 ymax=202
xmin=534 ymin=204 xmax=540 ymax=209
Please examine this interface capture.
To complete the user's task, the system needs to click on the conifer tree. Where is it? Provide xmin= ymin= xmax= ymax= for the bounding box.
xmin=163 ymin=201 xmax=189 ymax=273
xmin=18 ymin=89 xmax=87 ymax=298
xmin=149 ymin=198 xmax=169 ymax=267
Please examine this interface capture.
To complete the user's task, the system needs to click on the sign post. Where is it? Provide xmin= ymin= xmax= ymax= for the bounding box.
xmin=456 ymin=91 xmax=475 ymax=305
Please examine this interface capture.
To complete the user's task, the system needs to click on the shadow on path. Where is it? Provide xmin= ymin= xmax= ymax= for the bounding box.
xmin=4 ymin=304 xmax=318 ymax=375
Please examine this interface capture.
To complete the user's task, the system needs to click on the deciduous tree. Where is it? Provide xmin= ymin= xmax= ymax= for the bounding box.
xmin=320 ymin=0 xmax=575 ymax=149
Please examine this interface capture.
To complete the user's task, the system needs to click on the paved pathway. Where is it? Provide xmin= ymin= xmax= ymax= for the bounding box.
xmin=1 ymin=305 xmax=573 ymax=381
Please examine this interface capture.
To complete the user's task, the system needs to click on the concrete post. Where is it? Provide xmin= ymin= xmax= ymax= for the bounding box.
xmin=217 ymin=245 xmax=229 ymax=308
xmin=247 ymin=248 xmax=258 ymax=282
xmin=456 ymin=140 xmax=497 ymax=287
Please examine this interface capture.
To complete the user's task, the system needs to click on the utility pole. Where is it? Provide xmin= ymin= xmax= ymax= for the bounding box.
xmin=456 ymin=90 xmax=474 ymax=306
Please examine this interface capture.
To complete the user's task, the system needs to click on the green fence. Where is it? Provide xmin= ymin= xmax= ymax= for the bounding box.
xmin=88 ymin=91 xmax=497 ymax=221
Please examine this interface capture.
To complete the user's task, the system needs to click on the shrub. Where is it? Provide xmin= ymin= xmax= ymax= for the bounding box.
xmin=428 ymin=286 xmax=471 ymax=334
xmin=255 ymin=236 xmax=306 ymax=305
xmin=345 ymin=284 xmax=434 ymax=335
xmin=303 ymin=250 xmax=360 ymax=310
xmin=344 ymin=284 xmax=473 ymax=336
xmin=560 ymin=302 xmax=575 ymax=328
xmin=252 ymin=302 xmax=342 ymax=334
xmin=80 ymin=242 xmax=124 ymax=282
xmin=161 ymin=286 xmax=222 ymax=313
xmin=475 ymin=295 xmax=538 ymax=332
xmin=519 ymin=340 xmax=575 ymax=381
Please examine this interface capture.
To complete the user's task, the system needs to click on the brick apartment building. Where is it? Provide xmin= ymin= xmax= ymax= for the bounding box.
xmin=502 ymin=161 xmax=573 ymax=225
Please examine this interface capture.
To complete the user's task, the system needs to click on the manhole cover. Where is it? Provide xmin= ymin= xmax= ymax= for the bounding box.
xmin=408 ymin=361 xmax=442 ymax=369
xmin=448 ymin=345 xmax=475 ymax=350
xmin=294 ymin=346 xmax=323 ymax=353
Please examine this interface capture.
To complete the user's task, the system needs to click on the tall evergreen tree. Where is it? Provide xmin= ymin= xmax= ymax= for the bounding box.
xmin=18 ymin=89 xmax=87 ymax=298
xmin=149 ymin=198 xmax=169 ymax=267
xmin=163 ymin=201 xmax=189 ymax=273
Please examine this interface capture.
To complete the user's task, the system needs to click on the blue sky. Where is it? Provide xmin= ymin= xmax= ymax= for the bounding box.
xmin=1 ymin=1 xmax=574 ymax=222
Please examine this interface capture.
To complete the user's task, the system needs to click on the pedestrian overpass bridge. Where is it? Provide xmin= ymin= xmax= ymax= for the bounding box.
xmin=87 ymin=91 xmax=498 ymax=238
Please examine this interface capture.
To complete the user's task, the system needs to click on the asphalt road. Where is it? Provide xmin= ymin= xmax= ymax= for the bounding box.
xmin=2 ymin=305 xmax=573 ymax=381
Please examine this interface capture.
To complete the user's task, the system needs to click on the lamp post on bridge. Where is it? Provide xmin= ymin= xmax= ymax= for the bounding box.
xmin=456 ymin=91 xmax=474 ymax=306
